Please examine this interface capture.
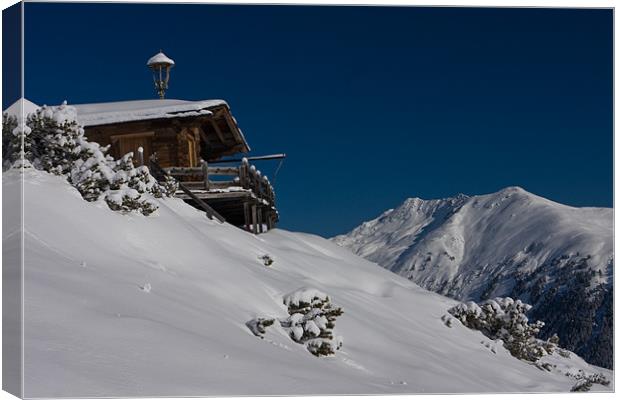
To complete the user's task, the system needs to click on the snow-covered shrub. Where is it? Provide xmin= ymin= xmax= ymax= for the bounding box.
xmin=440 ymin=314 xmax=453 ymax=327
xmin=27 ymin=103 xmax=85 ymax=175
xmin=542 ymin=333 xmax=560 ymax=355
xmin=105 ymin=187 xmax=158 ymax=216
xmin=569 ymin=371 xmax=610 ymax=392
xmin=448 ymin=297 xmax=548 ymax=362
xmin=246 ymin=318 xmax=275 ymax=339
xmin=260 ymin=254 xmax=274 ymax=267
xmin=153 ymin=173 xmax=178 ymax=198
xmin=2 ymin=113 xmax=18 ymax=167
xmin=102 ymin=153 xmax=160 ymax=215
xmin=534 ymin=360 xmax=554 ymax=371
xmin=70 ymin=148 xmax=114 ymax=201
xmin=2 ymin=112 xmax=33 ymax=169
xmin=2 ymin=102 xmax=175 ymax=216
xmin=281 ymin=288 xmax=344 ymax=357
xmin=112 ymin=153 xmax=160 ymax=194
xmin=306 ymin=337 xmax=343 ymax=357
xmin=557 ymin=348 xmax=571 ymax=358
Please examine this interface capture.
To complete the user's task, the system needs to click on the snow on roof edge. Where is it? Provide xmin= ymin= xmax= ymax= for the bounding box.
xmin=73 ymin=99 xmax=228 ymax=127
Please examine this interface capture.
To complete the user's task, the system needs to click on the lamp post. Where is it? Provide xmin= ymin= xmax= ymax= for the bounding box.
xmin=147 ymin=50 xmax=175 ymax=99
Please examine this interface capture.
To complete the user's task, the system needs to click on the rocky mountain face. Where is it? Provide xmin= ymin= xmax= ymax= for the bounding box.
xmin=333 ymin=187 xmax=613 ymax=369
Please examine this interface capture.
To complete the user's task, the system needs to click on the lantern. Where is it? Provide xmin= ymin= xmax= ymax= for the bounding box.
xmin=147 ymin=50 xmax=175 ymax=99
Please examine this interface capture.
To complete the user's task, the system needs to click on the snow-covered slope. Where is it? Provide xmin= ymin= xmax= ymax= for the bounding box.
xmin=5 ymin=172 xmax=612 ymax=397
xmin=333 ymin=187 xmax=613 ymax=369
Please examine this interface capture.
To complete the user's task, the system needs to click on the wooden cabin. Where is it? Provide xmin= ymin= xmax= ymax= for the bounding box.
xmin=74 ymin=99 xmax=278 ymax=233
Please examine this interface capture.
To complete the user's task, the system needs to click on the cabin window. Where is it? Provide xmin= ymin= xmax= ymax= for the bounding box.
xmin=110 ymin=132 xmax=154 ymax=165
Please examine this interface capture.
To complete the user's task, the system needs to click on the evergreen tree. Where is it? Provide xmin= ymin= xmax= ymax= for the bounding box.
xmin=2 ymin=112 xmax=31 ymax=169
xmin=3 ymin=101 xmax=176 ymax=216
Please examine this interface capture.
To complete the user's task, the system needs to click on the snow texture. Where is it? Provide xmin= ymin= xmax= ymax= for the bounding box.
xmin=5 ymin=171 xmax=612 ymax=397
xmin=72 ymin=99 xmax=227 ymax=127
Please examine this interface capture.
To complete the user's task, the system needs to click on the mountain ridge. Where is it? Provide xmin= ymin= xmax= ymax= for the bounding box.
xmin=333 ymin=187 xmax=613 ymax=368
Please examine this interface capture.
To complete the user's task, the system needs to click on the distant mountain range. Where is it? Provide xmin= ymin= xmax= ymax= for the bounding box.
xmin=333 ymin=187 xmax=613 ymax=369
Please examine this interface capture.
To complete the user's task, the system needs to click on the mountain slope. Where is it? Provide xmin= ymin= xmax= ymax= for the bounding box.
xmin=333 ymin=187 xmax=613 ymax=369
xmin=5 ymin=171 xmax=611 ymax=396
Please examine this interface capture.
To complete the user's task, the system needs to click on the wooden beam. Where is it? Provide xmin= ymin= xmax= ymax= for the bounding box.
xmin=239 ymin=159 xmax=249 ymax=189
xmin=207 ymin=181 xmax=240 ymax=189
xmin=244 ymin=202 xmax=251 ymax=232
xmin=110 ymin=131 xmax=155 ymax=141
xmin=210 ymin=119 xmax=227 ymax=144
xmin=175 ymin=191 xmax=252 ymax=201
xmin=257 ymin=207 xmax=264 ymax=234
xmin=165 ymin=166 xmax=203 ymax=175
xmin=201 ymin=161 xmax=210 ymax=190
xmin=208 ymin=166 xmax=239 ymax=176
xmin=195 ymin=125 xmax=212 ymax=145
xmin=251 ymin=204 xmax=258 ymax=234
xmin=223 ymin=113 xmax=246 ymax=150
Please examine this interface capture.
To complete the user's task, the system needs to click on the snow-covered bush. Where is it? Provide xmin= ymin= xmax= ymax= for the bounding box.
xmin=260 ymin=254 xmax=274 ymax=267
xmin=2 ymin=112 xmax=34 ymax=170
xmin=69 ymin=140 xmax=116 ymax=202
xmin=112 ymin=153 xmax=160 ymax=194
xmin=153 ymin=173 xmax=179 ymax=198
xmin=569 ymin=371 xmax=610 ymax=392
xmin=2 ymin=113 xmax=19 ymax=168
xmin=246 ymin=318 xmax=275 ymax=339
xmin=2 ymin=102 xmax=175 ymax=216
xmin=27 ymin=103 xmax=85 ymax=175
xmin=281 ymin=288 xmax=344 ymax=357
xmin=448 ymin=297 xmax=548 ymax=362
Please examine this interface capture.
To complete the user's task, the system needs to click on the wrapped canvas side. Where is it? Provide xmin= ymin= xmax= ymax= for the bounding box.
xmin=3 ymin=2 xmax=24 ymax=398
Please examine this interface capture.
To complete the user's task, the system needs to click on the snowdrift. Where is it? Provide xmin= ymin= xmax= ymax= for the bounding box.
xmin=5 ymin=170 xmax=612 ymax=397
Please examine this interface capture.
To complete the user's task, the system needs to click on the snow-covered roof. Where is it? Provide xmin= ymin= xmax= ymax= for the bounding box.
xmin=3 ymin=98 xmax=40 ymax=118
xmin=3 ymin=97 xmax=250 ymax=154
xmin=147 ymin=51 xmax=175 ymax=66
xmin=73 ymin=99 xmax=228 ymax=127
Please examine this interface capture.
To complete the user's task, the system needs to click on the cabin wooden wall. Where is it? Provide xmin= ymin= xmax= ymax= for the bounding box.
xmin=151 ymin=127 xmax=178 ymax=167
xmin=84 ymin=122 xmax=203 ymax=168
xmin=82 ymin=107 xmax=248 ymax=168
xmin=175 ymin=128 xmax=202 ymax=168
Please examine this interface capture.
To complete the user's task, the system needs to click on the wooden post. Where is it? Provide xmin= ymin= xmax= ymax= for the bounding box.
xmin=243 ymin=202 xmax=251 ymax=231
xmin=251 ymin=204 xmax=258 ymax=234
xmin=257 ymin=207 xmax=264 ymax=234
xmin=256 ymin=171 xmax=263 ymax=199
xmin=137 ymin=146 xmax=144 ymax=166
xmin=239 ymin=159 xmax=249 ymax=189
xmin=201 ymin=161 xmax=210 ymax=190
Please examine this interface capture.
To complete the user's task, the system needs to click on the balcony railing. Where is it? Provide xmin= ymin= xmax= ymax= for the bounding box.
xmin=164 ymin=158 xmax=276 ymax=208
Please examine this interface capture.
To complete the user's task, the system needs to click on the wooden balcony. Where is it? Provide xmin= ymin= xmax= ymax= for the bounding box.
xmin=163 ymin=158 xmax=278 ymax=233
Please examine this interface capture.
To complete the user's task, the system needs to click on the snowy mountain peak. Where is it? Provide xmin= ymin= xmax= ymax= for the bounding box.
xmin=499 ymin=185 xmax=527 ymax=193
xmin=333 ymin=187 xmax=613 ymax=369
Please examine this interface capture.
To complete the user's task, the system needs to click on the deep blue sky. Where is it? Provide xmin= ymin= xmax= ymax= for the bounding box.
xmin=11 ymin=4 xmax=614 ymax=237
